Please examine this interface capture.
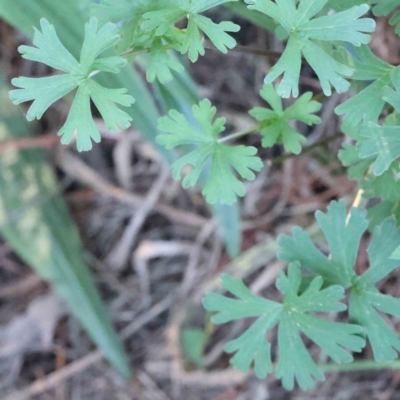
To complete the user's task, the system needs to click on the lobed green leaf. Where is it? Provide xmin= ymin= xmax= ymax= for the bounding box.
xmin=9 ymin=17 xmax=135 ymax=151
xmin=204 ymin=263 xmax=364 ymax=390
xmin=279 ymin=200 xmax=400 ymax=362
xmin=157 ymin=99 xmax=263 ymax=205
xmin=250 ymin=84 xmax=321 ymax=154
xmin=335 ymin=46 xmax=395 ymax=126
xmin=246 ymin=0 xmax=375 ymax=97
xmin=141 ymin=0 xmax=240 ymax=63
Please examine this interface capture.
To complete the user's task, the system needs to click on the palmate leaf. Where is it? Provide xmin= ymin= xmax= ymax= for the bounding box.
xmin=9 ymin=17 xmax=135 ymax=151
xmin=245 ymin=0 xmax=375 ymax=97
xmin=141 ymin=0 xmax=240 ymax=62
xmin=157 ymin=99 xmax=263 ymax=205
xmin=203 ymin=263 xmax=364 ymax=390
xmin=250 ymin=84 xmax=321 ymax=154
xmin=335 ymin=45 xmax=395 ymax=126
xmin=278 ymin=200 xmax=400 ymax=361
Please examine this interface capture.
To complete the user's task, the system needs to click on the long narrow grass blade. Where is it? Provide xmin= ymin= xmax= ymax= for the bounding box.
xmin=0 ymin=78 xmax=130 ymax=376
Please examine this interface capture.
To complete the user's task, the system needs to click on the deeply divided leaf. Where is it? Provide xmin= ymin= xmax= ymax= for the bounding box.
xmin=278 ymin=200 xmax=400 ymax=362
xmin=335 ymin=45 xmax=394 ymax=126
xmin=91 ymin=0 xmax=239 ymax=82
xmin=245 ymin=0 xmax=375 ymax=97
xmin=250 ymin=84 xmax=321 ymax=154
xmin=142 ymin=1 xmax=240 ymax=62
xmin=9 ymin=17 xmax=135 ymax=151
xmin=203 ymin=263 xmax=364 ymax=390
xmin=157 ymin=99 xmax=263 ymax=205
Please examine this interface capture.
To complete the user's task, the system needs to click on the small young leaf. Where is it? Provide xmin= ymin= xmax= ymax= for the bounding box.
xmin=250 ymin=84 xmax=321 ymax=154
xmin=142 ymin=0 xmax=240 ymax=62
xmin=92 ymin=0 xmax=186 ymax=84
xmin=95 ymin=0 xmax=239 ymax=81
xmin=9 ymin=17 xmax=135 ymax=151
xmin=157 ymin=99 xmax=263 ymax=205
xmin=146 ymin=37 xmax=184 ymax=84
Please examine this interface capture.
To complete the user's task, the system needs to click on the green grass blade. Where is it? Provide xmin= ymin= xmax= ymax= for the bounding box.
xmin=0 ymin=79 xmax=130 ymax=376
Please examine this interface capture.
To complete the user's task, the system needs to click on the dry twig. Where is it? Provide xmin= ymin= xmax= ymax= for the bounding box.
xmin=106 ymin=166 xmax=171 ymax=270
xmin=57 ymin=150 xmax=208 ymax=228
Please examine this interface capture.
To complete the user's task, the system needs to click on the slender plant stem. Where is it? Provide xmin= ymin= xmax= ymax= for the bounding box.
xmin=272 ymin=131 xmax=343 ymax=164
xmin=312 ymin=91 xmax=327 ymax=103
xmin=203 ymin=41 xmax=313 ymax=66
xmin=217 ymin=125 xmax=260 ymax=144
xmin=120 ymin=44 xmax=174 ymax=59
xmin=204 ymin=42 xmax=284 ymax=60
xmin=121 ymin=48 xmax=150 ymax=58
xmin=124 ymin=41 xmax=287 ymax=63
xmin=319 ymin=359 xmax=400 ymax=373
